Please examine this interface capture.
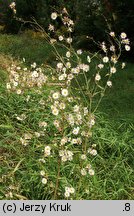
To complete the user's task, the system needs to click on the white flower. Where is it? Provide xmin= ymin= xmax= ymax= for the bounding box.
xmin=13 ymin=81 xmax=18 ymax=87
xmin=98 ymin=64 xmax=104 ymax=69
xmin=73 ymin=105 xmax=79 ymax=112
xmin=69 ymin=187 xmax=75 ymax=194
xmin=90 ymin=119 xmax=95 ymax=126
xmin=50 ymin=39 xmax=57 ymax=44
xmin=101 ymin=42 xmax=107 ymax=52
xmin=60 ymin=137 xmax=67 ymax=145
xmin=81 ymin=168 xmax=87 ymax=176
xmin=16 ymin=89 xmax=22 ymax=95
xmin=40 ymin=170 xmax=45 ymax=176
xmin=35 ymin=132 xmax=41 ymax=137
xmin=66 ymin=62 xmax=71 ymax=68
xmin=121 ymin=39 xmax=130 ymax=45
xmin=59 ymin=102 xmax=66 ymax=110
xmin=58 ymin=74 xmax=65 ymax=81
xmin=39 ymin=121 xmax=47 ymax=127
xmin=125 ymin=45 xmax=130 ymax=51
xmin=95 ymin=74 xmax=101 ymax=81
xmin=122 ymin=62 xmax=126 ymax=69
xmin=89 ymin=149 xmax=97 ymax=156
xmin=72 ymin=127 xmax=80 ymax=135
xmin=88 ymin=169 xmax=95 ymax=176
xmin=32 ymin=70 xmax=39 ymax=78
xmin=121 ymin=32 xmax=127 ymax=39
xmin=71 ymin=67 xmax=80 ymax=74
xmin=81 ymin=64 xmax=89 ymax=72
xmin=42 ymin=178 xmax=47 ymax=184
xmin=111 ymin=56 xmax=117 ymax=64
xmin=71 ymin=138 xmax=78 ymax=144
xmin=67 ymin=74 xmax=74 ymax=80
xmin=62 ymin=155 xmax=68 ymax=162
xmin=44 ymin=146 xmax=51 ymax=157
xmin=61 ymin=89 xmax=69 ymax=97
xmin=77 ymin=49 xmax=82 ymax=55
xmin=81 ymin=154 xmax=87 ymax=160
xmin=53 ymin=120 xmax=60 ymax=128
xmin=110 ymin=67 xmax=116 ymax=73
xmin=59 ymin=35 xmax=64 ymax=41
xmin=52 ymin=108 xmax=59 ymax=116
xmin=16 ymin=114 xmax=26 ymax=121
xmin=103 ymin=56 xmax=109 ymax=63
xmin=31 ymin=62 xmax=37 ymax=68
xmin=107 ymin=81 xmax=112 ymax=87
xmin=57 ymin=62 xmax=63 ymax=69
xmin=48 ymin=24 xmax=54 ymax=31
xmin=45 ymin=146 xmax=51 ymax=152
xmin=67 ymin=37 xmax=72 ymax=44
xmin=66 ymin=51 xmax=71 ymax=58
xmin=64 ymin=191 xmax=70 ymax=198
xmin=110 ymin=45 xmax=115 ymax=52
xmin=9 ymin=2 xmax=16 ymax=9
xmin=6 ymin=83 xmax=11 ymax=89
xmin=52 ymin=92 xmax=59 ymax=100
xmin=51 ymin=12 xmax=58 ymax=20
xmin=110 ymin=32 xmax=115 ymax=37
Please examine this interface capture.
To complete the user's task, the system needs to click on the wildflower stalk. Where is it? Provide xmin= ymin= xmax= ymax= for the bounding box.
xmin=53 ymin=158 xmax=61 ymax=199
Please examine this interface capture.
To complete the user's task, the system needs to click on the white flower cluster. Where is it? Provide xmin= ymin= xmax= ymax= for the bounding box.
xmin=20 ymin=133 xmax=32 ymax=146
xmin=7 ymin=63 xmax=48 ymax=94
xmin=9 ymin=1 xmax=16 ymax=14
xmin=44 ymin=146 xmax=51 ymax=157
xmin=81 ymin=163 xmax=95 ymax=176
xmin=64 ymin=187 xmax=75 ymax=198
xmin=59 ymin=150 xmax=73 ymax=162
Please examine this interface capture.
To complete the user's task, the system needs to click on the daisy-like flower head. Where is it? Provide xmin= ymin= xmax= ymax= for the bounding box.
xmin=52 ymin=92 xmax=60 ymax=100
xmin=103 ymin=56 xmax=109 ymax=63
xmin=77 ymin=49 xmax=82 ymax=55
xmin=45 ymin=146 xmax=51 ymax=152
xmin=66 ymin=37 xmax=72 ymax=44
xmin=51 ymin=12 xmax=58 ymax=20
xmin=81 ymin=154 xmax=87 ymax=160
xmin=66 ymin=51 xmax=71 ymax=58
xmin=61 ymin=88 xmax=69 ymax=97
xmin=66 ymin=62 xmax=71 ymax=68
xmin=110 ymin=32 xmax=115 ymax=37
xmin=110 ymin=67 xmax=116 ymax=74
xmin=81 ymin=168 xmax=87 ymax=176
xmin=57 ymin=62 xmax=63 ymax=69
xmin=98 ymin=64 xmax=104 ymax=69
xmin=72 ymin=127 xmax=80 ymax=135
xmin=110 ymin=45 xmax=115 ymax=52
xmin=48 ymin=24 xmax=54 ymax=31
xmin=107 ymin=81 xmax=112 ymax=87
xmin=59 ymin=35 xmax=64 ymax=41
xmin=42 ymin=178 xmax=47 ymax=184
xmin=88 ymin=169 xmax=95 ymax=176
xmin=95 ymin=73 xmax=101 ymax=81
xmin=64 ymin=191 xmax=70 ymax=198
xmin=52 ymin=108 xmax=59 ymax=116
xmin=121 ymin=32 xmax=127 ymax=39
xmin=40 ymin=170 xmax=45 ymax=176
xmin=125 ymin=45 xmax=130 ymax=51
xmin=69 ymin=187 xmax=75 ymax=194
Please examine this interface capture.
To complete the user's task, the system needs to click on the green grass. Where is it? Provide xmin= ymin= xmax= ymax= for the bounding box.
xmin=0 ymin=33 xmax=134 ymax=200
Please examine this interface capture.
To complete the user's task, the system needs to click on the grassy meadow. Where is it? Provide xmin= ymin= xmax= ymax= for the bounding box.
xmin=0 ymin=33 xmax=134 ymax=200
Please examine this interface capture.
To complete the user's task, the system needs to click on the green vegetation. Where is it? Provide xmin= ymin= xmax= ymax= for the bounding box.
xmin=0 ymin=34 xmax=133 ymax=200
